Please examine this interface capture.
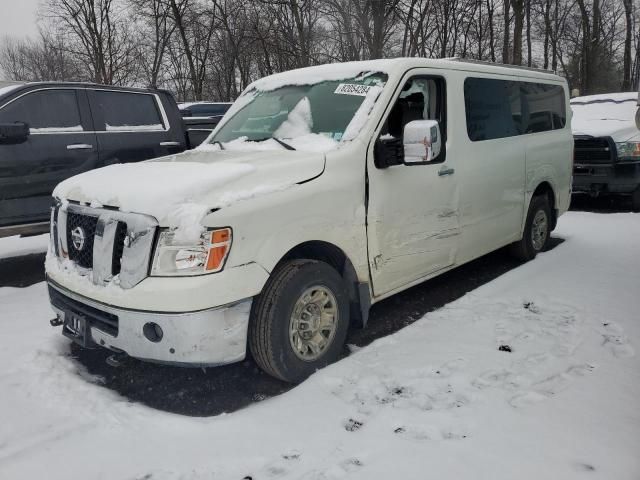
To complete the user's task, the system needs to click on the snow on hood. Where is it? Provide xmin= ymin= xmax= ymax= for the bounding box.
xmin=571 ymin=93 xmax=640 ymax=141
xmin=53 ymin=149 xmax=325 ymax=235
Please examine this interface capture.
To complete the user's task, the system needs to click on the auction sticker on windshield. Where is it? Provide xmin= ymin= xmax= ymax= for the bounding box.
xmin=334 ymin=83 xmax=373 ymax=96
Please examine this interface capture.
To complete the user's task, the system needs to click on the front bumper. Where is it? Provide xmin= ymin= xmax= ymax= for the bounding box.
xmin=572 ymin=162 xmax=640 ymax=196
xmin=48 ymin=280 xmax=252 ymax=366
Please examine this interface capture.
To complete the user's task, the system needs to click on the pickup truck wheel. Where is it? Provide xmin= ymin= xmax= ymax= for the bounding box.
xmin=510 ymin=195 xmax=551 ymax=261
xmin=249 ymin=259 xmax=350 ymax=383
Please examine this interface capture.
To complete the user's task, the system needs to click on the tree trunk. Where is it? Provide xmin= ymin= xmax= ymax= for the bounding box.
xmin=502 ymin=0 xmax=511 ymax=64
xmin=621 ymin=0 xmax=633 ymax=90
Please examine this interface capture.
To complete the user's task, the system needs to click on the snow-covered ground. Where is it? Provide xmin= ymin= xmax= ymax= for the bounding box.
xmin=0 ymin=233 xmax=48 ymax=260
xmin=0 ymin=212 xmax=638 ymax=479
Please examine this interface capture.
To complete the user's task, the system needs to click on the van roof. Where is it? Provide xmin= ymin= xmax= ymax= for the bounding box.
xmin=250 ymin=57 xmax=565 ymax=92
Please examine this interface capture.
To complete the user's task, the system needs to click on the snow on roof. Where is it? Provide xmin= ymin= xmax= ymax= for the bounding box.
xmin=250 ymin=59 xmax=402 ymax=92
xmin=571 ymin=92 xmax=638 ymax=104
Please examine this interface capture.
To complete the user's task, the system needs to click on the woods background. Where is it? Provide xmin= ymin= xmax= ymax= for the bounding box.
xmin=1 ymin=0 xmax=639 ymax=101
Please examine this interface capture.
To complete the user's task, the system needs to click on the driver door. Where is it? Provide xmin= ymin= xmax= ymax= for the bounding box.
xmin=366 ymin=73 xmax=460 ymax=297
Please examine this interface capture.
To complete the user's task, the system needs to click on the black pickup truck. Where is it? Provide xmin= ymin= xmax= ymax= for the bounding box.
xmin=0 ymin=81 xmax=220 ymax=238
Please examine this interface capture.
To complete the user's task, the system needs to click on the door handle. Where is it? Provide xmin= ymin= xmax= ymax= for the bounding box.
xmin=67 ymin=144 xmax=93 ymax=150
xmin=160 ymin=141 xmax=181 ymax=147
xmin=438 ymin=167 xmax=455 ymax=176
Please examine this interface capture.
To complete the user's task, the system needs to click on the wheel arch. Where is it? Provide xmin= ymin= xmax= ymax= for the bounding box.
xmin=531 ymin=181 xmax=557 ymax=230
xmin=272 ymin=240 xmax=371 ymax=328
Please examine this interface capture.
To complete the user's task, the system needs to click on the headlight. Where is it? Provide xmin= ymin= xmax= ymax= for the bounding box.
xmin=615 ymin=142 xmax=640 ymax=161
xmin=151 ymin=227 xmax=232 ymax=276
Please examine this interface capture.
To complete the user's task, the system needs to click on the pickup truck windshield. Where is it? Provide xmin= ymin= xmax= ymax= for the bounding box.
xmin=210 ymin=73 xmax=388 ymax=145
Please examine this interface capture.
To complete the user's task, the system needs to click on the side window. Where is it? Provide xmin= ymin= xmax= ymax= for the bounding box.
xmin=464 ymin=77 xmax=566 ymax=141
xmin=0 ymin=89 xmax=83 ymax=133
xmin=93 ymin=91 xmax=165 ymax=131
xmin=464 ymin=78 xmax=521 ymax=141
xmin=192 ymin=104 xmax=227 ymax=116
xmin=382 ymin=77 xmax=445 ymax=140
xmin=521 ymin=83 xmax=566 ymax=132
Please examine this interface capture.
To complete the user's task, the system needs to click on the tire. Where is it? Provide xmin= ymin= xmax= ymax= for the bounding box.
xmin=510 ymin=195 xmax=551 ymax=261
xmin=249 ymin=259 xmax=350 ymax=383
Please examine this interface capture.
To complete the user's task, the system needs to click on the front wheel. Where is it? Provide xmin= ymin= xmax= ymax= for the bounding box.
xmin=249 ymin=259 xmax=350 ymax=383
xmin=510 ymin=195 xmax=551 ymax=261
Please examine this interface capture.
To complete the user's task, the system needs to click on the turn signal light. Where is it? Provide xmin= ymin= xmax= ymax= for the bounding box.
xmin=206 ymin=228 xmax=232 ymax=271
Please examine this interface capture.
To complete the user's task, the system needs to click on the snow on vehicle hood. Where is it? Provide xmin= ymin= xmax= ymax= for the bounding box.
xmin=571 ymin=93 xmax=640 ymax=142
xmin=53 ymin=149 xmax=325 ymax=233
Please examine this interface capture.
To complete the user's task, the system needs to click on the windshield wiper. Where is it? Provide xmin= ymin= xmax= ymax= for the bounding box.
xmin=212 ymin=140 xmax=225 ymax=150
xmin=254 ymin=136 xmax=296 ymax=151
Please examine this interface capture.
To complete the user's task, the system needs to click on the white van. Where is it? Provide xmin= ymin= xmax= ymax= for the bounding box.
xmin=46 ymin=58 xmax=572 ymax=382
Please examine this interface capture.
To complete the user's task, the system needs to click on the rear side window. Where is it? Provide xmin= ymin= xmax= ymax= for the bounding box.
xmin=93 ymin=90 xmax=165 ymax=131
xmin=464 ymin=78 xmax=566 ymax=141
xmin=0 ymin=89 xmax=83 ymax=133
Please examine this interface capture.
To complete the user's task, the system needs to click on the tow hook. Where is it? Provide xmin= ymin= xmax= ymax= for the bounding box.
xmin=50 ymin=316 xmax=63 ymax=327
xmin=106 ymin=351 xmax=128 ymax=368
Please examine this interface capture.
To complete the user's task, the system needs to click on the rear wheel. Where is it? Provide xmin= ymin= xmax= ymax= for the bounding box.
xmin=510 ymin=195 xmax=551 ymax=261
xmin=249 ymin=259 xmax=350 ymax=383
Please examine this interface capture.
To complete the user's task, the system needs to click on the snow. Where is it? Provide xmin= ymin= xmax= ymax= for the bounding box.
xmin=571 ymin=92 xmax=638 ymax=104
xmin=0 ymin=234 xmax=49 ymax=260
xmin=105 ymin=123 xmax=164 ymax=131
xmin=250 ymin=59 xmax=397 ymax=93
xmin=178 ymin=102 xmax=232 ymax=109
xmin=1 ymin=211 xmax=639 ymax=479
xmin=274 ymin=97 xmax=313 ymax=138
xmin=53 ymin=161 xmax=254 ymax=233
xmin=342 ymin=85 xmax=383 ymax=141
xmin=30 ymin=125 xmax=83 ymax=133
xmin=571 ymin=93 xmax=639 ymax=141
xmin=197 ymin=134 xmax=338 ymax=153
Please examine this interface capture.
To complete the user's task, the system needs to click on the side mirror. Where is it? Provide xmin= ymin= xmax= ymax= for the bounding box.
xmin=374 ymin=135 xmax=404 ymax=168
xmin=403 ymin=120 xmax=442 ymax=164
xmin=0 ymin=122 xmax=30 ymax=145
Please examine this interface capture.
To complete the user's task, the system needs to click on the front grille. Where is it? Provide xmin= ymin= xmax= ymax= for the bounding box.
xmin=66 ymin=212 xmax=98 ymax=269
xmin=574 ymin=137 xmax=616 ymax=164
xmin=53 ymin=204 xmax=157 ymax=288
xmin=49 ymin=284 xmax=119 ymax=336
xmin=112 ymin=222 xmax=127 ymax=276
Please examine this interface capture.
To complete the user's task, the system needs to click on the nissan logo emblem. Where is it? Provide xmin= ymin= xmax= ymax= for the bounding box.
xmin=71 ymin=226 xmax=86 ymax=251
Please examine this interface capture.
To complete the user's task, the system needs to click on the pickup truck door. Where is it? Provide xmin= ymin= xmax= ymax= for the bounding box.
xmin=0 ymin=88 xmax=97 ymax=228
xmin=367 ymin=72 xmax=461 ymax=297
xmin=87 ymin=89 xmax=184 ymax=167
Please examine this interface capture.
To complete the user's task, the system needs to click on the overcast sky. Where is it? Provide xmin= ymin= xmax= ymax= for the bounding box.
xmin=0 ymin=0 xmax=41 ymax=41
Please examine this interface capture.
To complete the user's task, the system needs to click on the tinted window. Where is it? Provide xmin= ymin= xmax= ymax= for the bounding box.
xmin=382 ymin=77 xmax=445 ymax=139
xmin=0 ymin=89 xmax=83 ymax=132
xmin=190 ymin=104 xmax=229 ymax=116
xmin=464 ymin=78 xmax=566 ymax=141
xmin=93 ymin=91 xmax=164 ymax=131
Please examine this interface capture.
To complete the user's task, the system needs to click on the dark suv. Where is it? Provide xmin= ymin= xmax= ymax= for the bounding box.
xmin=0 ymin=82 xmax=187 ymax=237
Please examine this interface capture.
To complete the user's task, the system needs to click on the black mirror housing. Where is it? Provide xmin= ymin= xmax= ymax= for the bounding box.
xmin=374 ymin=137 xmax=404 ymax=169
xmin=0 ymin=122 xmax=30 ymax=145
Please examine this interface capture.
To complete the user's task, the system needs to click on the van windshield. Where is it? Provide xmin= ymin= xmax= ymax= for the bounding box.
xmin=209 ymin=73 xmax=387 ymax=150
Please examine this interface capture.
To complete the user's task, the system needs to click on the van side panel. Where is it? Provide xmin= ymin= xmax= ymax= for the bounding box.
xmin=455 ymin=75 xmax=526 ymax=265
xmin=523 ymin=86 xmax=573 ymax=219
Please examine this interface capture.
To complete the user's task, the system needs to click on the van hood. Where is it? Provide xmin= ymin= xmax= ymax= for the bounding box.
xmin=53 ymin=148 xmax=325 ymax=226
